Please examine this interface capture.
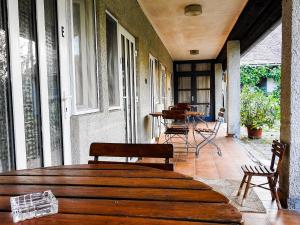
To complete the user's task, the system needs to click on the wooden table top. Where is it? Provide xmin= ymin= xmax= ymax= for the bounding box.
xmin=149 ymin=111 xmax=204 ymax=117
xmin=0 ymin=164 xmax=242 ymax=225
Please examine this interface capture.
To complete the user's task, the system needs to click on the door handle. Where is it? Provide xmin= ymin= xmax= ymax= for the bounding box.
xmin=191 ymin=96 xmax=194 ymax=102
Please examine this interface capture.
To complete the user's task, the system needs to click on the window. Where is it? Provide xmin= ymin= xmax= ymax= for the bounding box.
xmin=106 ymin=13 xmax=120 ymax=109
xmin=19 ymin=0 xmax=43 ymax=168
xmin=71 ymin=0 xmax=98 ymax=113
xmin=0 ymin=0 xmax=14 ymax=172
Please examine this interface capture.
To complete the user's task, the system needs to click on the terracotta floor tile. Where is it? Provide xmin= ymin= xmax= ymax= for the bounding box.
xmin=145 ymin=124 xmax=300 ymax=225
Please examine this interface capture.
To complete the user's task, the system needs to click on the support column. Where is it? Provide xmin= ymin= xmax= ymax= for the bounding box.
xmin=215 ymin=64 xmax=223 ymax=118
xmin=226 ymin=41 xmax=240 ymax=137
xmin=279 ymin=0 xmax=300 ymax=210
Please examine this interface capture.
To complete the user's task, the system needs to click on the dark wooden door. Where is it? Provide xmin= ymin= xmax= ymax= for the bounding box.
xmin=174 ymin=61 xmax=215 ymax=121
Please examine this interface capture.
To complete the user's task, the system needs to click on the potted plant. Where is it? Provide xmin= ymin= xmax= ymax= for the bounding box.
xmin=240 ymin=86 xmax=277 ymax=139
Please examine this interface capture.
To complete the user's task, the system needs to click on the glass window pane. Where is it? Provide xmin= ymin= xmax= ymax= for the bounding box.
xmin=178 ymin=77 xmax=191 ymax=89
xmin=197 ymin=90 xmax=210 ymax=103
xmin=0 ymin=0 xmax=14 ymax=172
xmin=196 ymin=76 xmax=210 ymax=89
xmin=195 ymin=63 xmax=211 ymax=71
xmin=106 ymin=14 xmax=120 ymax=107
xmin=72 ymin=0 xmax=97 ymax=111
xmin=19 ymin=0 xmax=43 ymax=168
xmin=176 ymin=64 xmax=191 ymax=72
xmin=196 ymin=104 xmax=210 ymax=116
xmin=44 ymin=0 xmax=63 ymax=166
xmin=178 ymin=91 xmax=191 ymax=103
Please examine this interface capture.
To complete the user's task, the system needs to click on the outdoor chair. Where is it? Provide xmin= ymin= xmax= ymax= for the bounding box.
xmin=195 ymin=111 xmax=225 ymax=157
xmin=162 ymin=109 xmax=190 ymax=153
xmin=169 ymin=103 xmax=191 ymax=111
xmin=237 ymin=140 xmax=287 ymax=209
xmin=88 ymin=143 xmax=174 ymax=171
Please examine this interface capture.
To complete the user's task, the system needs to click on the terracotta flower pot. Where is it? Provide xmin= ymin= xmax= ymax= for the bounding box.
xmin=247 ymin=127 xmax=263 ymax=139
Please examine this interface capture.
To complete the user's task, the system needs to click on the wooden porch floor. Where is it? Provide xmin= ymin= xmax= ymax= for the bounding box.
xmin=145 ymin=124 xmax=300 ymax=225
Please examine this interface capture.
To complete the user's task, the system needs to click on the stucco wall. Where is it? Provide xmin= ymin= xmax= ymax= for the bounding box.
xmin=70 ymin=0 xmax=173 ymax=163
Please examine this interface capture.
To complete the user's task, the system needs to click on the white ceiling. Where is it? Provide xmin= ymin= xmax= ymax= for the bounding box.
xmin=138 ymin=0 xmax=248 ymax=60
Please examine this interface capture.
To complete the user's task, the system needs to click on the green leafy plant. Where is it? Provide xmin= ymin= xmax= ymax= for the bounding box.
xmin=241 ymin=65 xmax=281 ymax=87
xmin=240 ymin=86 xmax=278 ymax=129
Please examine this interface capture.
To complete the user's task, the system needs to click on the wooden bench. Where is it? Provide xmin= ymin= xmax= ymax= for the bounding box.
xmin=88 ymin=143 xmax=174 ymax=171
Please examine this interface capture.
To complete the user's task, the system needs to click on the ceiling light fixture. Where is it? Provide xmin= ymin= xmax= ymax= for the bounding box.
xmin=184 ymin=4 xmax=202 ymax=16
xmin=190 ymin=50 xmax=199 ymax=55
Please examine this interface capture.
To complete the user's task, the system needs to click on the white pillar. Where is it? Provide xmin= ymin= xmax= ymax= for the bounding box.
xmin=226 ymin=41 xmax=240 ymax=137
xmin=279 ymin=0 xmax=300 ymax=210
xmin=215 ymin=64 xmax=223 ymax=119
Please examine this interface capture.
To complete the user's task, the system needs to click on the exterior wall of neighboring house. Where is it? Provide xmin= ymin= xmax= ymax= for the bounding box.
xmin=240 ymin=23 xmax=281 ymax=94
xmin=241 ymin=24 xmax=281 ymax=65
xmin=70 ymin=0 xmax=173 ymax=163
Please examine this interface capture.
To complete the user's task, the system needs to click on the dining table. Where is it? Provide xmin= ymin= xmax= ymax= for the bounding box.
xmin=0 ymin=163 xmax=242 ymax=225
xmin=149 ymin=111 xmax=205 ymax=135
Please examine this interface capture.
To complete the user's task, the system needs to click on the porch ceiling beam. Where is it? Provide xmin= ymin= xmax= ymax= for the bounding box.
xmin=216 ymin=0 xmax=282 ymax=68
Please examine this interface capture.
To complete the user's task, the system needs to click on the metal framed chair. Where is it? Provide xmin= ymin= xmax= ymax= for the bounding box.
xmin=195 ymin=111 xmax=225 ymax=157
xmin=237 ymin=140 xmax=287 ymax=209
xmin=162 ymin=110 xmax=190 ymax=153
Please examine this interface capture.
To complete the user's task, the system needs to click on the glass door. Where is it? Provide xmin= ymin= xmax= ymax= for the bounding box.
xmin=149 ymin=55 xmax=159 ymax=140
xmin=44 ymin=0 xmax=63 ymax=165
xmin=174 ymin=61 xmax=215 ymax=121
xmin=3 ymin=0 xmax=64 ymax=170
xmin=119 ymin=26 xmax=137 ymax=143
xmin=18 ymin=0 xmax=43 ymax=168
xmin=0 ymin=0 xmax=15 ymax=172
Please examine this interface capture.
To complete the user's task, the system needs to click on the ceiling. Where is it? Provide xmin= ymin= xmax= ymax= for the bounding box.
xmin=138 ymin=0 xmax=248 ymax=60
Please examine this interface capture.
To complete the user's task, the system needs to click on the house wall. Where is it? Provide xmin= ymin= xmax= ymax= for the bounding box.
xmin=70 ymin=0 xmax=173 ymax=163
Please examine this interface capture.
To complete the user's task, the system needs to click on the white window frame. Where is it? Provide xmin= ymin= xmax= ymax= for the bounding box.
xmin=69 ymin=0 xmax=99 ymax=115
xmin=106 ymin=10 xmax=123 ymax=111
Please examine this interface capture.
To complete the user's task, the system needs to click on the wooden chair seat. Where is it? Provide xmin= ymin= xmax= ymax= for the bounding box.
xmin=241 ymin=165 xmax=275 ymax=176
xmin=195 ymin=128 xmax=214 ymax=133
xmin=88 ymin=143 xmax=174 ymax=171
xmin=237 ymin=140 xmax=287 ymax=209
xmin=165 ymin=127 xmax=189 ymax=135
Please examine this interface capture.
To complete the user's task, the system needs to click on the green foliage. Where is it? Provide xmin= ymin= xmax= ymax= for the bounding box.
xmin=240 ymin=86 xmax=279 ymax=129
xmin=240 ymin=65 xmax=281 ymax=87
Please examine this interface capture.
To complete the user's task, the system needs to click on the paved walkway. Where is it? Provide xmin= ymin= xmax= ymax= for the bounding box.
xmin=144 ymin=123 xmax=300 ymax=225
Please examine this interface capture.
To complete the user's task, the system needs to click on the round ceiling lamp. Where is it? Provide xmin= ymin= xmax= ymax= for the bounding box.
xmin=190 ymin=50 xmax=199 ymax=55
xmin=184 ymin=4 xmax=202 ymax=16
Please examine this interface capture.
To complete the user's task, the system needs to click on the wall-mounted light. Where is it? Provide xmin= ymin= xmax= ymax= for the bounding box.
xmin=190 ymin=49 xmax=199 ymax=55
xmin=184 ymin=4 xmax=202 ymax=16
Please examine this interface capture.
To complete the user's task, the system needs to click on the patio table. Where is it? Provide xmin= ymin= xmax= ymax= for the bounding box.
xmin=0 ymin=164 xmax=242 ymax=224
xmin=149 ymin=111 xmax=205 ymax=135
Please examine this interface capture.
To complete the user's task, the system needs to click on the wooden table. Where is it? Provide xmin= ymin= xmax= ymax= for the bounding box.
xmin=0 ymin=164 xmax=242 ymax=225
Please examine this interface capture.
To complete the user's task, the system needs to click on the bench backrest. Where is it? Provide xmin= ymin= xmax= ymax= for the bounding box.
xmin=89 ymin=143 xmax=174 ymax=170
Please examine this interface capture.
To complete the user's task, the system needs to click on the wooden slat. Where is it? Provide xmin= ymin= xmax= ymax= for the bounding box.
xmin=90 ymin=143 xmax=173 ymax=158
xmin=0 ymin=198 xmax=242 ymax=224
xmin=88 ymin=161 xmax=174 ymax=171
xmin=45 ymin=164 xmax=155 ymax=170
xmin=0 ymin=213 xmax=240 ymax=225
xmin=0 ymin=169 xmax=188 ymax=179
xmin=0 ymin=185 xmax=227 ymax=203
xmin=0 ymin=176 xmax=211 ymax=190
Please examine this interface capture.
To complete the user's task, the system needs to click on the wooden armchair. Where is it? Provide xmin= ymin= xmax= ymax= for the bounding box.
xmin=237 ymin=140 xmax=287 ymax=209
xmin=88 ymin=143 xmax=174 ymax=171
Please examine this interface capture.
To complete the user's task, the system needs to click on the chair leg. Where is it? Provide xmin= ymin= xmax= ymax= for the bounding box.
xmin=237 ymin=174 xmax=247 ymax=196
xmin=268 ymin=177 xmax=282 ymax=209
xmin=267 ymin=177 xmax=275 ymax=201
xmin=241 ymin=175 xmax=252 ymax=206
xmin=186 ymin=134 xmax=189 ymax=153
